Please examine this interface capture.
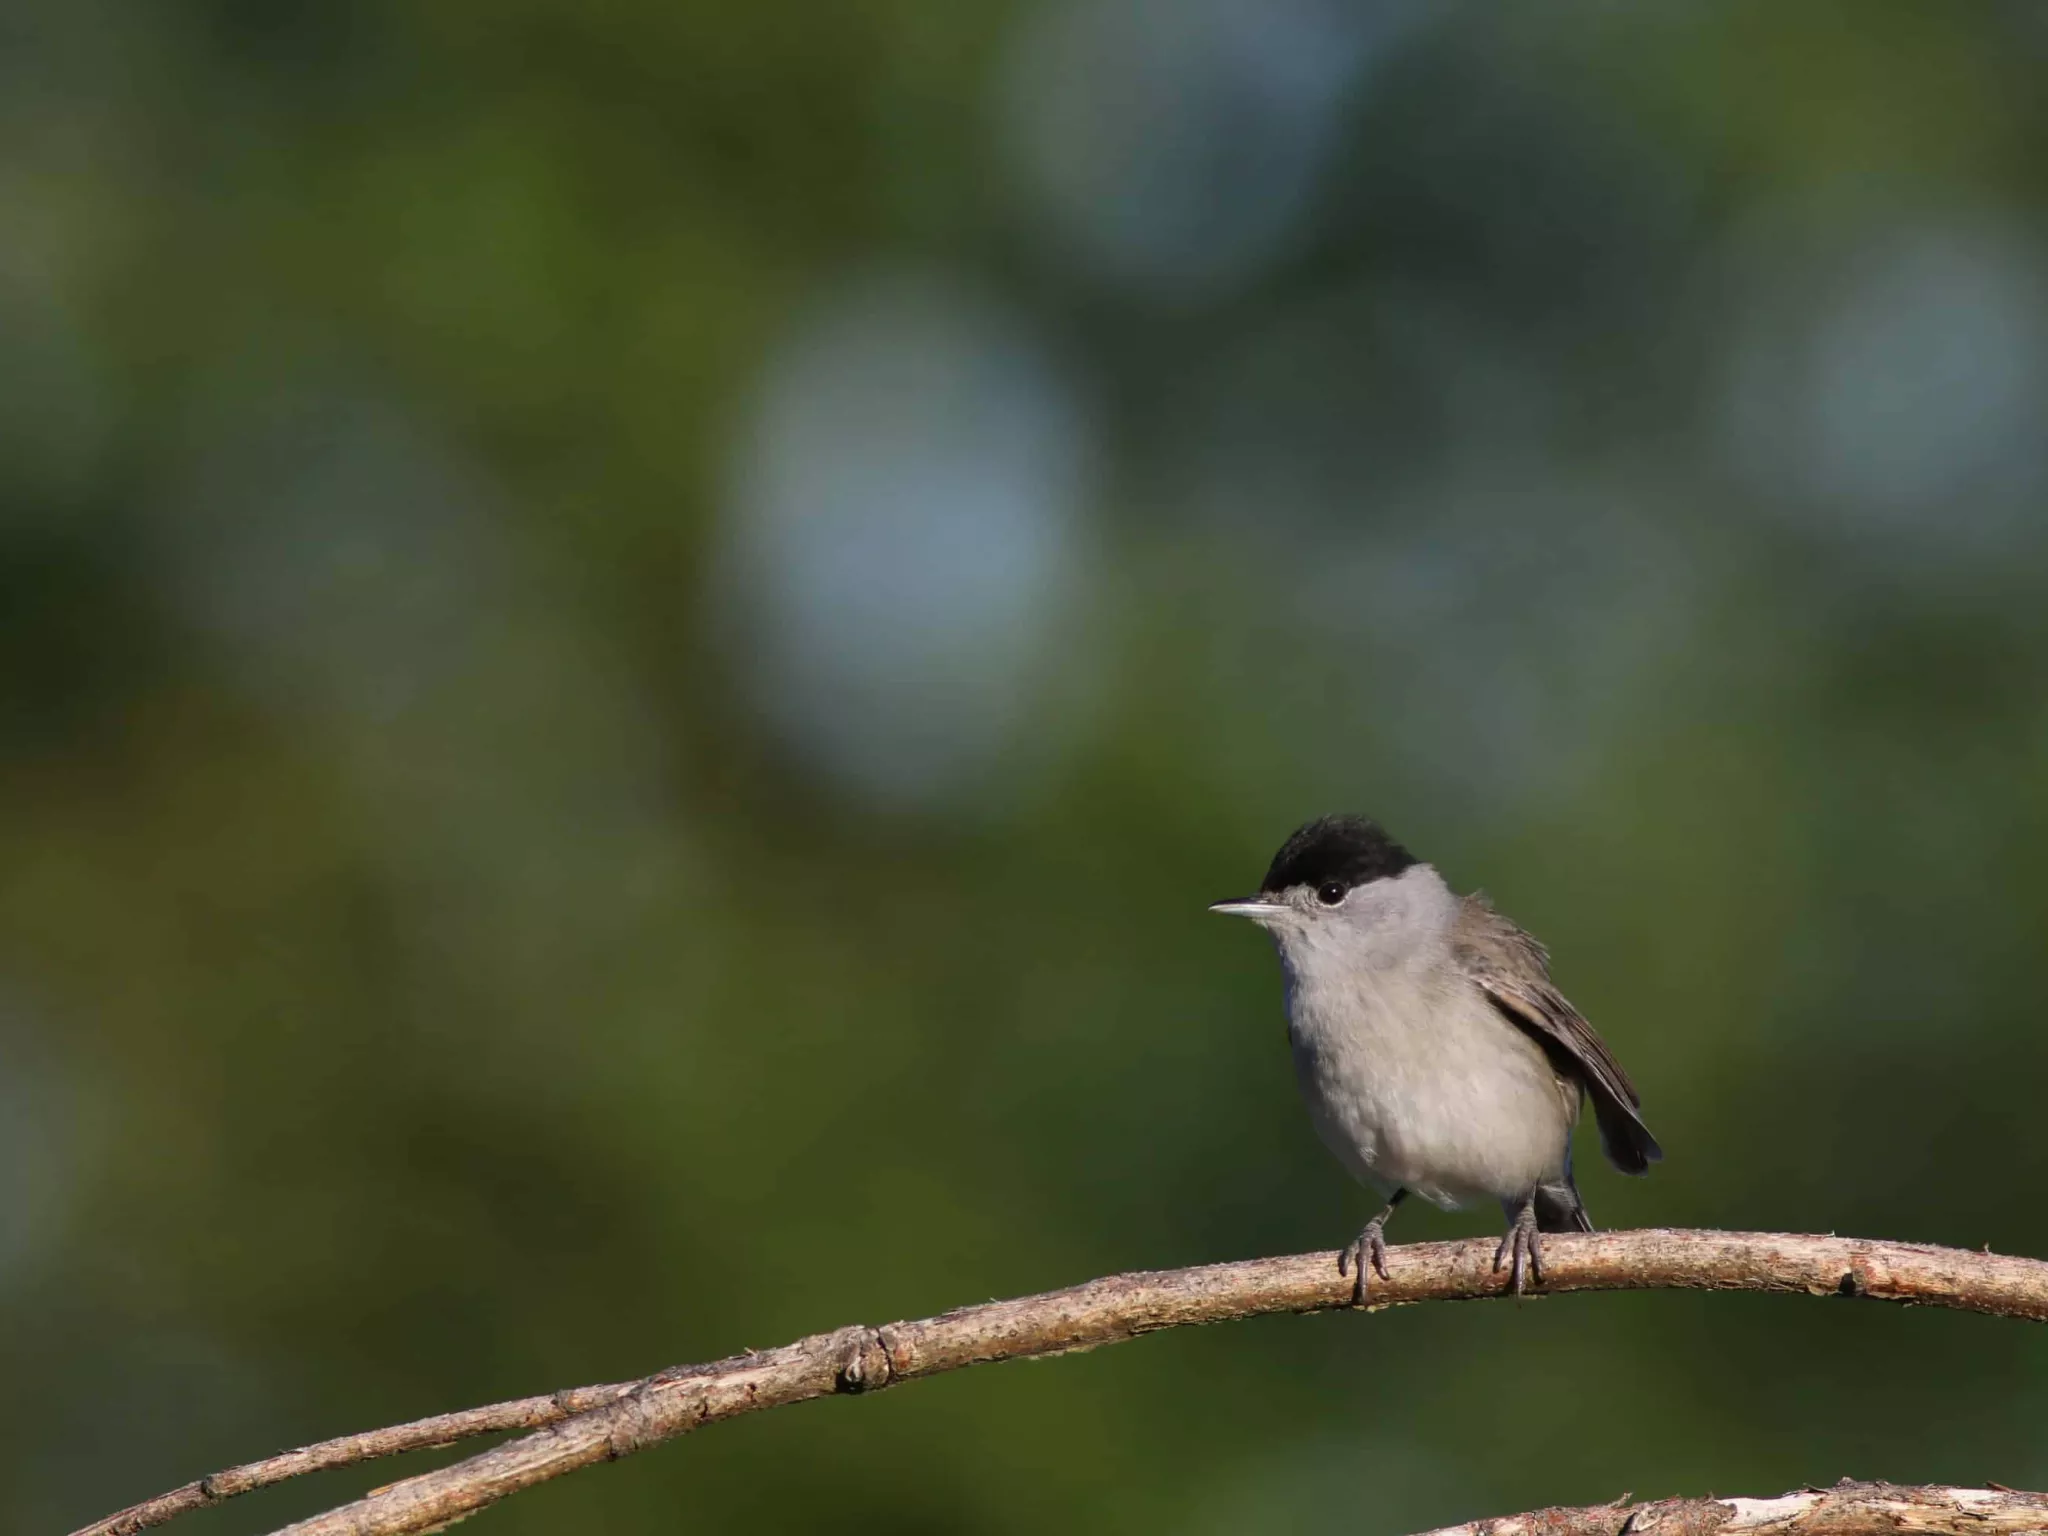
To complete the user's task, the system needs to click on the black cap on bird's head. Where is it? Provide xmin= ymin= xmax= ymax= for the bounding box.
xmin=1259 ymin=815 xmax=1415 ymax=895
xmin=1210 ymin=814 xmax=1417 ymax=920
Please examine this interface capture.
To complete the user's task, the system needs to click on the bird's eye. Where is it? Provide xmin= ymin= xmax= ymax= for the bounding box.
xmin=1316 ymin=882 xmax=1347 ymax=906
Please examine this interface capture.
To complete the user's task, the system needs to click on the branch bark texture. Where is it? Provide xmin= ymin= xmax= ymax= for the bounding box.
xmin=1417 ymin=1481 xmax=2048 ymax=1536
xmin=72 ymin=1230 xmax=2048 ymax=1536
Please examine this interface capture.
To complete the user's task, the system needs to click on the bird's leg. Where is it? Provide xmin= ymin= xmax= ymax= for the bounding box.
xmin=1338 ymin=1189 xmax=1408 ymax=1303
xmin=1493 ymin=1196 xmax=1545 ymax=1297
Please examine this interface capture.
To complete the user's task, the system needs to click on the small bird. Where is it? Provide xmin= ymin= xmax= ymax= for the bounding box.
xmin=1212 ymin=814 xmax=1660 ymax=1297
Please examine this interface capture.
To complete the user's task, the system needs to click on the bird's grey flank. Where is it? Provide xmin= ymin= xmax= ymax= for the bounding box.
xmin=1212 ymin=814 xmax=1661 ymax=1299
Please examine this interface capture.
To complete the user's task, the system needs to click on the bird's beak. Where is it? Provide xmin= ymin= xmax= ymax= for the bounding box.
xmin=1208 ymin=897 xmax=1287 ymax=920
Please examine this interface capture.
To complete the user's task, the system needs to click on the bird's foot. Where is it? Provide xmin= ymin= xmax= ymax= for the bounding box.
xmin=1337 ymin=1217 xmax=1392 ymax=1304
xmin=1493 ymin=1203 xmax=1545 ymax=1297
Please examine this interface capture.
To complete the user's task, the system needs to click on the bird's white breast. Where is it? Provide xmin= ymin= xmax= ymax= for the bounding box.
xmin=1273 ymin=865 xmax=1574 ymax=1209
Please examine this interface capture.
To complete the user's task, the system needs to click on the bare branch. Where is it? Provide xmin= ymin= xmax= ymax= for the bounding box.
xmin=1414 ymin=1480 xmax=2048 ymax=1536
xmin=72 ymin=1384 xmax=636 ymax=1536
xmin=72 ymin=1230 xmax=2048 ymax=1536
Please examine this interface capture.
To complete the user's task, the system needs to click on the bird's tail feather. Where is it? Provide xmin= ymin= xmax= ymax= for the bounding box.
xmin=1533 ymin=1180 xmax=1594 ymax=1234
xmin=1593 ymin=1093 xmax=1664 ymax=1176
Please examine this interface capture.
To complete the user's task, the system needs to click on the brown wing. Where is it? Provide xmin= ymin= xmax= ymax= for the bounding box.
xmin=1455 ymin=893 xmax=1663 ymax=1175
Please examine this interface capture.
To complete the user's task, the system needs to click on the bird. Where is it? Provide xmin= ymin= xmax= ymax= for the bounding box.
xmin=1211 ymin=814 xmax=1660 ymax=1298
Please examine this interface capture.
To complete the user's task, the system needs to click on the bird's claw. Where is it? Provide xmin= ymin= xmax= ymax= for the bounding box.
xmin=1337 ymin=1218 xmax=1392 ymax=1303
xmin=1492 ymin=1206 xmax=1545 ymax=1297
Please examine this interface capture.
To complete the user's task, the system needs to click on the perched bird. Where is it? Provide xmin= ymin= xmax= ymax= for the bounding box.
xmin=1212 ymin=814 xmax=1660 ymax=1297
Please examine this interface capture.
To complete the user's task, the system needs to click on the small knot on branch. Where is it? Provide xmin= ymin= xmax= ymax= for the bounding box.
xmin=834 ymin=1326 xmax=895 ymax=1394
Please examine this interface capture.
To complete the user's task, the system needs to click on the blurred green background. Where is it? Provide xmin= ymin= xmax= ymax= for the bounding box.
xmin=9 ymin=0 xmax=2048 ymax=1530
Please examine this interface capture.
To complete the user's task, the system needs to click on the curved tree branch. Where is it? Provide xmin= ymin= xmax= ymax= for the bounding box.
xmin=71 ymin=1383 xmax=640 ymax=1536
xmin=1416 ymin=1481 xmax=2048 ymax=1536
xmin=72 ymin=1230 xmax=2048 ymax=1536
